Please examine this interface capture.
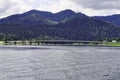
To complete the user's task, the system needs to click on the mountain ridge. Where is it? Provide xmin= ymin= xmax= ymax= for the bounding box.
xmin=0 ymin=9 xmax=87 ymax=25
xmin=0 ymin=9 xmax=120 ymax=41
xmin=93 ymin=14 xmax=120 ymax=26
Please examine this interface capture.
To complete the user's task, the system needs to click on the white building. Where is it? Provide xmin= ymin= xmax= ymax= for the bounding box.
xmin=112 ymin=40 xmax=117 ymax=43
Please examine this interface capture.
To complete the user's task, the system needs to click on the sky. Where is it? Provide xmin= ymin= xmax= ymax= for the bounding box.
xmin=0 ymin=0 xmax=120 ymax=18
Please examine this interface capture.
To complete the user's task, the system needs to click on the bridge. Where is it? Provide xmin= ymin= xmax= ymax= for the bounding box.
xmin=4 ymin=40 xmax=103 ymax=45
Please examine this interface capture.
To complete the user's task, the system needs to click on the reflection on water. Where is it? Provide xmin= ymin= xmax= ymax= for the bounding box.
xmin=0 ymin=45 xmax=120 ymax=80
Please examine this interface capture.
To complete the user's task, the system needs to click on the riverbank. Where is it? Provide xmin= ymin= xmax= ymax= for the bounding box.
xmin=100 ymin=42 xmax=120 ymax=47
xmin=0 ymin=41 xmax=120 ymax=47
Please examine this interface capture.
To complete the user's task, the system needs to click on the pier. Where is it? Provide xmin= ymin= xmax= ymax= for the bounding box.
xmin=4 ymin=40 xmax=103 ymax=45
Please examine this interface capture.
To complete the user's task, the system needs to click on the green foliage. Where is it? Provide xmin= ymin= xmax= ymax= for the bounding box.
xmin=0 ymin=33 xmax=17 ymax=41
xmin=0 ymin=10 xmax=120 ymax=41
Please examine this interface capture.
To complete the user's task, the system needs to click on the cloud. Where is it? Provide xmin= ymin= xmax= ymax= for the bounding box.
xmin=0 ymin=0 xmax=14 ymax=13
xmin=0 ymin=0 xmax=31 ymax=18
xmin=0 ymin=0 xmax=120 ymax=18
xmin=71 ymin=0 xmax=120 ymax=10
xmin=0 ymin=0 xmax=78 ymax=18
xmin=37 ymin=0 xmax=78 ymax=13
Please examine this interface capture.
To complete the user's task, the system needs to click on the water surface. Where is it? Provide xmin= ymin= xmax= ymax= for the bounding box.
xmin=0 ymin=45 xmax=120 ymax=80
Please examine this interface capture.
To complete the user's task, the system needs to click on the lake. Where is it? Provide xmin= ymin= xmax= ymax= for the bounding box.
xmin=0 ymin=45 xmax=120 ymax=80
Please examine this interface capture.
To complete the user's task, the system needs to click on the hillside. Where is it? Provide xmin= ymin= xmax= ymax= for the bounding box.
xmin=94 ymin=14 xmax=120 ymax=26
xmin=0 ymin=9 xmax=119 ymax=41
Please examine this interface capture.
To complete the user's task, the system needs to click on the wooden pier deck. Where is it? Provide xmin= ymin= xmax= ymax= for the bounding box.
xmin=4 ymin=40 xmax=103 ymax=45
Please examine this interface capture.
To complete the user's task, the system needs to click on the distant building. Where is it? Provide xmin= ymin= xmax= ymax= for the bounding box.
xmin=112 ymin=40 xmax=117 ymax=43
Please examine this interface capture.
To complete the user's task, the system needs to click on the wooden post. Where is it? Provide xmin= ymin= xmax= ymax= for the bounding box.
xmin=14 ymin=41 xmax=17 ymax=45
xmin=30 ymin=41 xmax=32 ymax=45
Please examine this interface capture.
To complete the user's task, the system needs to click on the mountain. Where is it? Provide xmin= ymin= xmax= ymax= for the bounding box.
xmin=0 ymin=9 xmax=87 ymax=25
xmin=0 ymin=9 xmax=119 ymax=41
xmin=54 ymin=17 xmax=120 ymax=40
xmin=94 ymin=14 xmax=120 ymax=26
xmin=0 ymin=10 xmax=56 ymax=25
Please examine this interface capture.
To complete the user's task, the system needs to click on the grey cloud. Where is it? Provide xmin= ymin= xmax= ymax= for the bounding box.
xmin=0 ymin=0 xmax=27 ymax=18
xmin=71 ymin=0 xmax=120 ymax=10
xmin=0 ymin=0 xmax=120 ymax=18
xmin=0 ymin=0 xmax=16 ymax=13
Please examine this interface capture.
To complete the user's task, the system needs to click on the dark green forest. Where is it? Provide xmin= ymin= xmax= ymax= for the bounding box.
xmin=0 ymin=9 xmax=120 ymax=41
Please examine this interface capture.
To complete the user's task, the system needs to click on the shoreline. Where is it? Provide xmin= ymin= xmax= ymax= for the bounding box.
xmin=0 ymin=41 xmax=120 ymax=47
xmin=0 ymin=44 xmax=120 ymax=47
